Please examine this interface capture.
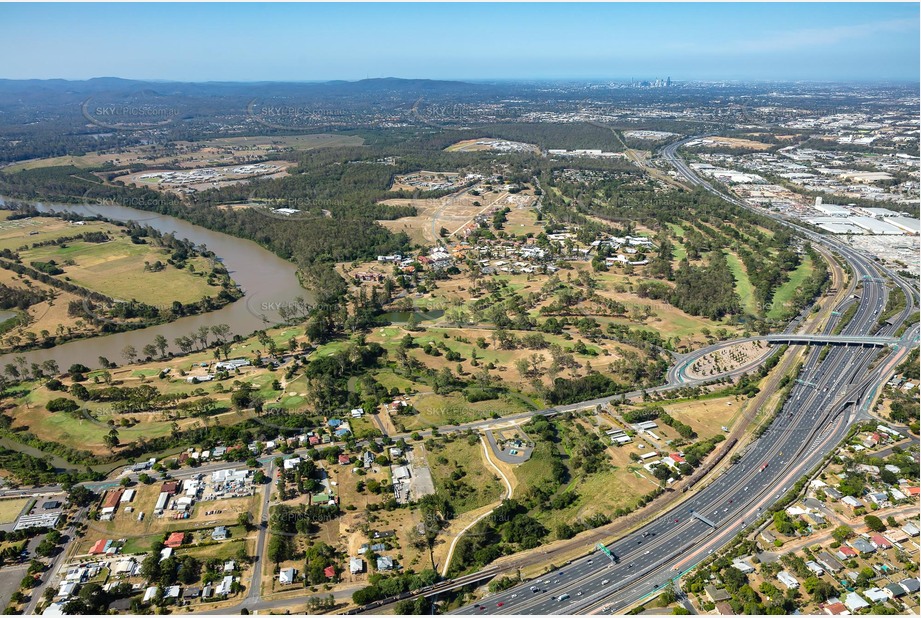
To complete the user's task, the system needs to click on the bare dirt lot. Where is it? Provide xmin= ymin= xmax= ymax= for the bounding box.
xmin=378 ymin=187 xmax=524 ymax=244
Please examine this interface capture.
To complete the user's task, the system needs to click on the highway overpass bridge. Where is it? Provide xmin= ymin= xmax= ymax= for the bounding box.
xmin=761 ymin=334 xmax=898 ymax=346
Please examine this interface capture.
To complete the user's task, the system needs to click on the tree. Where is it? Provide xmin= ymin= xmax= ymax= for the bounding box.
xmin=831 ymin=526 xmax=854 ymax=543
xmin=659 ymin=581 xmax=678 ymax=605
xmin=153 ymin=334 xmax=169 ymax=358
xmin=121 ymin=345 xmax=138 ymax=364
xmin=864 ymin=515 xmax=885 ymax=533
xmin=103 ymin=429 xmax=120 ymax=452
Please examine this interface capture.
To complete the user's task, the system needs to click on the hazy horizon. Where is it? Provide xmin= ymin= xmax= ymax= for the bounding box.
xmin=1 ymin=3 xmax=918 ymax=82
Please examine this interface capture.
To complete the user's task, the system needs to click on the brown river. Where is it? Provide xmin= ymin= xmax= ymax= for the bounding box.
xmin=0 ymin=199 xmax=310 ymax=370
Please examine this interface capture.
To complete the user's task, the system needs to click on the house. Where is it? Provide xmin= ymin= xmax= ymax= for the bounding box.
xmin=376 ymin=556 xmax=394 ymax=571
xmin=869 ymin=534 xmax=892 ymax=550
xmin=212 ymin=526 xmax=228 ymax=541
xmin=821 ymin=601 xmax=848 ymax=615
xmin=309 ymin=435 xmax=320 ymax=446
xmin=164 ymin=586 xmax=181 ymax=599
xmin=160 ymin=547 xmax=173 ymax=562
xmin=805 ymin=561 xmax=825 ymax=576
xmin=817 ymin=551 xmax=844 ymax=573
xmin=704 ymin=585 xmax=731 ymax=603
xmin=183 ymin=587 xmax=201 ymax=600
xmin=142 ymin=586 xmax=159 ymax=603
xmin=363 ymin=452 xmax=375 ymax=468
xmin=760 ymin=530 xmax=777 ymax=545
xmin=279 ymin=568 xmax=297 ymax=585
xmin=867 ymin=492 xmax=890 ymax=507
xmin=350 ymin=557 xmax=364 ymax=574
xmin=89 ymin=539 xmax=108 ymax=555
xmin=899 ymin=578 xmax=920 ymax=595
xmin=215 ymin=575 xmax=234 ymax=597
xmin=107 ymin=598 xmax=134 ymax=612
xmin=389 ymin=447 xmax=403 ymax=458
xmin=334 ymin=427 xmax=351 ymax=438
xmin=731 ymin=558 xmax=756 ymax=574
xmin=863 ymin=588 xmax=888 ymax=604
xmin=901 ymin=522 xmax=920 ymax=536
xmin=42 ymin=500 xmax=61 ymax=510
xmin=324 ymin=565 xmax=337 ymax=580
xmin=836 ymin=545 xmax=858 ymax=560
xmin=714 ymin=601 xmax=735 ymax=615
xmin=843 ymin=592 xmax=870 ymax=613
xmin=165 ymin=532 xmax=186 ymax=548
xmin=161 ymin=481 xmax=180 ymax=495
xmin=848 ymin=538 xmax=876 ymax=554
xmin=223 ymin=560 xmax=236 ymax=573
xmin=283 ymin=457 xmax=301 ymax=471
xmin=884 ymin=583 xmax=906 ymax=599
xmin=841 ymin=495 xmax=863 ymax=509
xmin=778 ymin=571 xmax=799 ymax=590
xmin=824 ymin=487 xmax=843 ymax=500
xmin=328 ymin=419 xmax=343 ymax=428
xmin=338 ymin=454 xmax=351 ymax=465
xmin=57 ymin=581 xmax=78 ymax=599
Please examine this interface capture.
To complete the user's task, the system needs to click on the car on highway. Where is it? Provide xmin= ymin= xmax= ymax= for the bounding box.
xmin=530 ymin=586 xmax=539 ymax=593
xmin=602 ymin=579 xmax=610 ymax=585
xmin=557 ymin=594 xmax=570 ymax=602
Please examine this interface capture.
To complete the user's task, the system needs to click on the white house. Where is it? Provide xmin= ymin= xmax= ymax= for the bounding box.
xmin=778 ymin=571 xmax=799 ymax=590
xmin=279 ymin=568 xmax=297 ymax=585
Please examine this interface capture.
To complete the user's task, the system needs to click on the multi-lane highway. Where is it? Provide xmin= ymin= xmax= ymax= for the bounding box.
xmin=450 ymin=138 xmax=918 ymax=616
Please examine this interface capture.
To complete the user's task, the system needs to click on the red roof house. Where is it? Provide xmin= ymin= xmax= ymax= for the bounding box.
xmin=161 ymin=481 xmax=180 ymax=495
xmin=102 ymin=489 xmax=124 ymax=510
xmin=89 ymin=539 xmax=108 ymax=555
xmin=669 ymin=453 xmax=686 ymax=464
xmin=870 ymin=534 xmax=893 ymax=549
xmin=165 ymin=532 xmax=186 ymax=548
xmin=338 ymin=454 xmax=351 ymax=465
xmin=324 ymin=565 xmax=337 ymax=579
xmin=823 ymin=601 xmax=848 ymax=615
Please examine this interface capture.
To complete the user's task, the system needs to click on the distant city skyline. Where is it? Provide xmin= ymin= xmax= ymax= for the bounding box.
xmin=0 ymin=3 xmax=918 ymax=82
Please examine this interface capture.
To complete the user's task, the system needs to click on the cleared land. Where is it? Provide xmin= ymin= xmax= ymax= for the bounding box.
xmin=3 ymin=134 xmax=364 ymax=173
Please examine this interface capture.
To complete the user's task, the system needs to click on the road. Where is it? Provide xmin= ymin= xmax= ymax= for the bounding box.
xmin=448 ymin=138 xmax=918 ymax=616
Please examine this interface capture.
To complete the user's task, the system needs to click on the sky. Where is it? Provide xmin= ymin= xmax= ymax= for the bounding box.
xmin=0 ymin=2 xmax=918 ymax=82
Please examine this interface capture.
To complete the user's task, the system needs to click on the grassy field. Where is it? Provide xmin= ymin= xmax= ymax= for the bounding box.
xmin=661 ymin=395 xmax=741 ymax=439
xmin=511 ymin=423 xmax=653 ymax=537
xmin=21 ymin=233 xmax=218 ymax=305
xmin=723 ymin=250 xmax=759 ymax=315
xmin=428 ymin=437 xmax=503 ymax=514
xmin=767 ymin=255 xmax=814 ymax=319
xmin=0 ymin=498 xmax=29 ymax=524
xmin=4 ymin=134 xmax=363 ymax=174
xmin=397 ymin=392 xmax=528 ymax=432
xmin=0 ymin=216 xmax=111 ymax=251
